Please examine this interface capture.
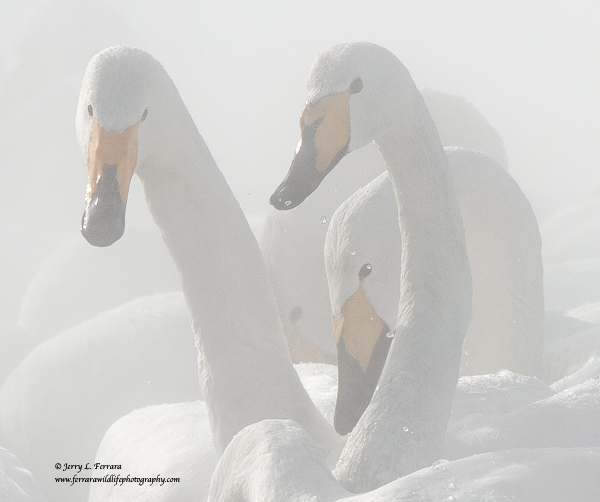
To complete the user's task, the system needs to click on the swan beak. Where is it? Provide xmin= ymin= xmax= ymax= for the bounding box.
xmin=81 ymin=119 xmax=140 ymax=247
xmin=270 ymin=90 xmax=352 ymax=210
xmin=332 ymin=282 xmax=392 ymax=436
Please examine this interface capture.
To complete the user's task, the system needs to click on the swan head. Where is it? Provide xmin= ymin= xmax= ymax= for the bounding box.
xmin=76 ymin=46 xmax=164 ymax=247
xmin=270 ymin=42 xmax=417 ymax=210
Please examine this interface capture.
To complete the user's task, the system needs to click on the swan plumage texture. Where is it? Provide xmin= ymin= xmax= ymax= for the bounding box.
xmin=89 ymin=363 xmax=339 ymax=502
xmin=208 ymin=419 xmax=600 ymax=502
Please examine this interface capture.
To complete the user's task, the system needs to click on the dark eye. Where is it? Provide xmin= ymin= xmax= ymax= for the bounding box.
xmin=290 ymin=306 xmax=303 ymax=323
xmin=87 ymin=104 xmax=94 ymax=117
xmin=141 ymin=109 xmax=148 ymax=121
xmin=359 ymin=263 xmax=372 ymax=279
xmin=349 ymin=78 xmax=363 ymax=94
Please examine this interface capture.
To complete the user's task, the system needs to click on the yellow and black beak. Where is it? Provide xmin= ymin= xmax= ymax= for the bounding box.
xmin=270 ymin=89 xmax=352 ymax=210
xmin=332 ymin=267 xmax=393 ymax=436
xmin=81 ymin=119 xmax=140 ymax=247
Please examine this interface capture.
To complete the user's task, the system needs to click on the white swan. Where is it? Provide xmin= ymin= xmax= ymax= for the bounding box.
xmin=75 ymin=40 xmax=338 ymax=444
xmin=541 ymin=185 xmax=600 ymax=312
xmin=260 ymin=90 xmax=508 ymax=365
xmin=0 ymin=446 xmax=47 ymax=502
xmin=18 ymin=226 xmax=181 ymax=338
xmin=88 ymin=363 xmax=338 ymax=502
xmin=325 ymin=147 xmax=543 ymax=433
xmin=208 ymin=419 xmax=600 ymax=502
xmin=270 ymin=42 xmax=472 ymax=491
xmin=90 ymin=357 xmax=600 ymax=500
xmin=0 ymin=292 xmax=201 ymax=502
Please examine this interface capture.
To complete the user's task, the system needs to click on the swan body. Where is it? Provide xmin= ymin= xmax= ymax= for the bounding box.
xmin=0 ymin=292 xmax=200 ymax=502
xmin=541 ymin=189 xmax=600 ymax=311
xmin=325 ymin=147 xmax=543 ymax=432
xmin=91 ymin=361 xmax=600 ymax=499
xmin=569 ymin=300 xmax=600 ymax=324
xmin=0 ymin=447 xmax=47 ymax=502
xmin=271 ymin=42 xmax=472 ymax=491
xmin=260 ymin=90 xmax=508 ymax=364
xmin=76 ymin=46 xmax=337 ymax=455
xmin=542 ymin=312 xmax=600 ymax=383
xmin=88 ymin=363 xmax=338 ymax=501
xmin=18 ymin=226 xmax=180 ymax=339
xmin=88 ymin=402 xmax=218 ymax=502
xmin=208 ymin=419 xmax=600 ymax=502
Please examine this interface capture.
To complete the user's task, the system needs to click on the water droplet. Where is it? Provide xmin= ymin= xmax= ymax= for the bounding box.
xmin=284 ymin=200 xmax=292 ymax=207
xmin=385 ymin=331 xmax=395 ymax=339
xmin=431 ymin=459 xmax=448 ymax=470
xmin=320 ymin=215 xmax=328 ymax=224
xmin=403 ymin=426 xmax=410 ymax=432
xmin=447 ymin=481 xmax=459 ymax=491
xmin=350 ymin=250 xmax=356 ymax=256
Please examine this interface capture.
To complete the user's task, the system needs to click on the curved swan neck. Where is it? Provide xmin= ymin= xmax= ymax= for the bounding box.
xmin=377 ymin=94 xmax=472 ymax=321
xmin=136 ymin=80 xmax=336 ymax=454
xmin=335 ymin=85 xmax=472 ymax=492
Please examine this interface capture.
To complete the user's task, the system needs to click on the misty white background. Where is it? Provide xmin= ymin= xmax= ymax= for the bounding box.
xmin=2 ymin=0 xmax=599 ymax=218
xmin=0 ymin=0 xmax=598 ymax=327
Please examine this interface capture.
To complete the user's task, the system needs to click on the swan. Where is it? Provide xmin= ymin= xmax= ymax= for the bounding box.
xmin=0 ymin=292 xmax=201 ymax=502
xmin=0 ymin=446 xmax=48 ymax=501
xmin=271 ymin=42 xmax=472 ymax=491
xmin=90 ymin=356 xmax=600 ymax=500
xmin=208 ymin=420 xmax=600 ymax=502
xmin=260 ymin=90 xmax=508 ymax=364
xmin=324 ymin=147 xmax=543 ymax=433
xmin=76 ymin=45 xmax=337 ymax=453
xmin=17 ymin=226 xmax=181 ymax=339
xmin=208 ymin=419 xmax=600 ymax=502
xmin=88 ymin=363 xmax=338 ymax=502
xmin=541 ymin=186 xmax=600 ymax=312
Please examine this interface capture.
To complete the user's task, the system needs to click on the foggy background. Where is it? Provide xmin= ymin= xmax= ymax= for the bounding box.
xmin=2 ymin=0 xmax=599 ymax=220
xmin=1 ymin=0 xmax=598 ymax=343
xmin=1 ymin=0 xmax=598 ymax=359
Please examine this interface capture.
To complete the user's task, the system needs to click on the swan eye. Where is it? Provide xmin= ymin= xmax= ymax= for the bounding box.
xmin=87 ymin=104 xmax=94 ymax=117
xmin=349 ymin=78 xmax=363 ymax=94
xmin=141 ymin=109 xmax=148 ymax=121
xmin=359 ymin=263 xmax=372 ymax=279
xmin=290 ymin=306 xmax=303 ymax=323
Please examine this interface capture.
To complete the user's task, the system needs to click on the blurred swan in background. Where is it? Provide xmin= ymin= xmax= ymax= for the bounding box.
xmin=541 ymin=184 xmax=600 ymax=312
xmin=0 ymin=292 xmax=201 ymax=502
xmin=0 ymin=447 xmax=47 ymax=502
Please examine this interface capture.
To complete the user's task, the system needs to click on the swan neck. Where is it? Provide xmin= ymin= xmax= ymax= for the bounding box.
xmin=137 ymin=105 xmax=335 ymax=453
xmin=336 ymin=92 xmax=472 ymax=490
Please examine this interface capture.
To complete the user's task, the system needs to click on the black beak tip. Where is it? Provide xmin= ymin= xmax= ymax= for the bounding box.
xmin=80 ymin=211 xmax=125 ymax=247
xmin=269 ymin=186 xmax=303 ymax=211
